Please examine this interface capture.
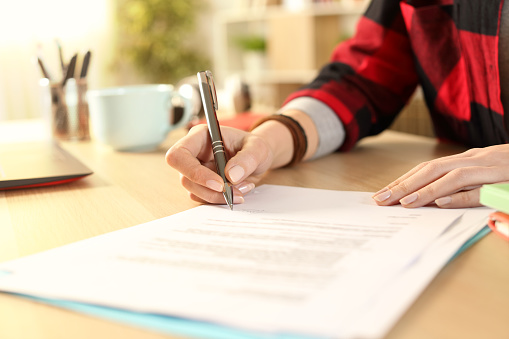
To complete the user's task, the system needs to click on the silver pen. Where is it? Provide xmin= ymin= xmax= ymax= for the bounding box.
xmin=197 ymin=70 xmax=234 ymax=210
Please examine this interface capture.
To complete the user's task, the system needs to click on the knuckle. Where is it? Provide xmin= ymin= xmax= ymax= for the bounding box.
xmin=423 ymin=161 xmax=443 ymax=175
xmin=448 ymin=168 xmax=469 ymax=185
xmin=412 ymin=161 xmax=430 ymax=174
xmin=421 ymin=185 xmax=436 ymax=198
xmin=418 ymin=161 xmax=431 ymax=169
xmin=166 ymin=142 xmax=193 ymax=168
xmin=463 ymin=148 xmax=480 ymax=157
xmin=483 ymin=149 xmax=503 ymax=164
xmin=394 ymin=180 xmax=411 ymax=194
xmin=165 ymin=146 xmax=180 ymax=167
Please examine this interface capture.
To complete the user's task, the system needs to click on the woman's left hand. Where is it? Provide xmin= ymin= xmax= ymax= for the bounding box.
xmin=372 ymin=144 xmax=509 ymax=208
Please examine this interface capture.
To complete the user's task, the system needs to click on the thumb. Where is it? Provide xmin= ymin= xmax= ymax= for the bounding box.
xmin=225 ymin=136 xmax=273 ymax=184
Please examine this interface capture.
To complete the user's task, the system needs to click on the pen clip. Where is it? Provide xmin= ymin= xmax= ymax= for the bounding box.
xmin=205 ymin=70 xmax=218 ymax=110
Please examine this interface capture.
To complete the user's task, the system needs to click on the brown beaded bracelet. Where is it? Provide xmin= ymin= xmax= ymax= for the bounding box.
xmin=249 ymin=114 xmax=308 ymax=167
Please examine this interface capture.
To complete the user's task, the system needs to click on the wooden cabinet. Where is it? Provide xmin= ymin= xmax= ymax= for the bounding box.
xmin=213 ymin=2 xmax=368 ymax=113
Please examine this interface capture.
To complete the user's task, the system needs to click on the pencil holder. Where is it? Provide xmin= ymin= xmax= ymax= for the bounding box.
xmin=40 ymin=78 xmax=90 ymax=141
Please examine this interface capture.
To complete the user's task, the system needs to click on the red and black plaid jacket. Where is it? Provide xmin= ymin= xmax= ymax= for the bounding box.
xmin=285 ymin=0 xmax=509 ymax=151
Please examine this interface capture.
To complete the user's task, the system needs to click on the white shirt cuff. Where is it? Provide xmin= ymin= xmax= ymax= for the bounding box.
xmin=279 ymin=97 xmax=345 ymax=159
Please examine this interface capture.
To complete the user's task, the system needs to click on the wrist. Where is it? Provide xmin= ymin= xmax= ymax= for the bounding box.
xmin=250 ymin=110 xmax=319 ymax=168
xmin=282 ymin=110 xmax=318 ymax=160
xmin=251 ymin=119 xmax=293 ymax=168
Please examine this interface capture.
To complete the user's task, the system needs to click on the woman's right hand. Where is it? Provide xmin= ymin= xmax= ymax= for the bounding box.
xmin=166 ymin=124 xmax=276 ymax=205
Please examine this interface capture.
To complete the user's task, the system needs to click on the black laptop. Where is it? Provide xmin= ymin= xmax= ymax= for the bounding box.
xmin=0 ymin=141 xmax=92 ymax=190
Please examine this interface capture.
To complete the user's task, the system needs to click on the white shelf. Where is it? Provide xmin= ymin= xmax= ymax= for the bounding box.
xmin=240 ymin=69 xmax=319 ymax=84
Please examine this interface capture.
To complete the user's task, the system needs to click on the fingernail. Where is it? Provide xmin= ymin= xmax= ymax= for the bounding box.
xmin=373 ymin=188 xmax=391 ymax=202
xmin=228 ymin=165 xmax=245 ymax=183
xmin=206 ymin=180 xmax=223 ymax=192
xmin=400 ymin=192 xmax=419 ymax=205
xmin=233 ymin=195 xmax=244 ymax=204
xmin=237 ymin=182 xmax=255 ymax=195
xmin=435 ymin=196 xmax=452 ymax=207
xmin=373 ymin=187 xmax=388 ymax=196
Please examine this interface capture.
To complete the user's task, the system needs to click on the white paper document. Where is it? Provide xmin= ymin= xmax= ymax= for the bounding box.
xmin=0 ymin=185 xmax=492 ymax=338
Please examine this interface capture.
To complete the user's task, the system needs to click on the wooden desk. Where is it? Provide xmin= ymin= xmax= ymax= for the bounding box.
xmin=0 ymin=122 xmax=508 ymax=339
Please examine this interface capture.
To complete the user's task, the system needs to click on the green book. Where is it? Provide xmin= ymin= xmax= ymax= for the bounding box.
xmin=479 ymin=183 xmax=509 ymax=214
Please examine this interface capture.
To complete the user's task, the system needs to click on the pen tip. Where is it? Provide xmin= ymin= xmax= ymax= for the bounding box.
xmin=223 ymin=184 xmax=234 ymax=211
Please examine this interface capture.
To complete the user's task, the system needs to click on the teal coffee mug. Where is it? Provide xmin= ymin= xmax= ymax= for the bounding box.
xmin=87 ymin=84 xmax=192 ymax=151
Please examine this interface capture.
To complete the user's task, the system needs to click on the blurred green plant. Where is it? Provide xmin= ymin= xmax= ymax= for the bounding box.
xmin=116 ymin=0 xmax=209 ymax=83
xmin=233 ymin=35 xmax=267 ymax=52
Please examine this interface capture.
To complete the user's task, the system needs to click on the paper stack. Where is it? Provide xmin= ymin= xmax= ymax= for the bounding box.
xmin=0 ymin=185 xmax=493 ymax=339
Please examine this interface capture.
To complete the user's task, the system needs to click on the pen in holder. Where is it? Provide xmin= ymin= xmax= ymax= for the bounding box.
xmin=41 ymin=78 xmax=90 ymax=141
